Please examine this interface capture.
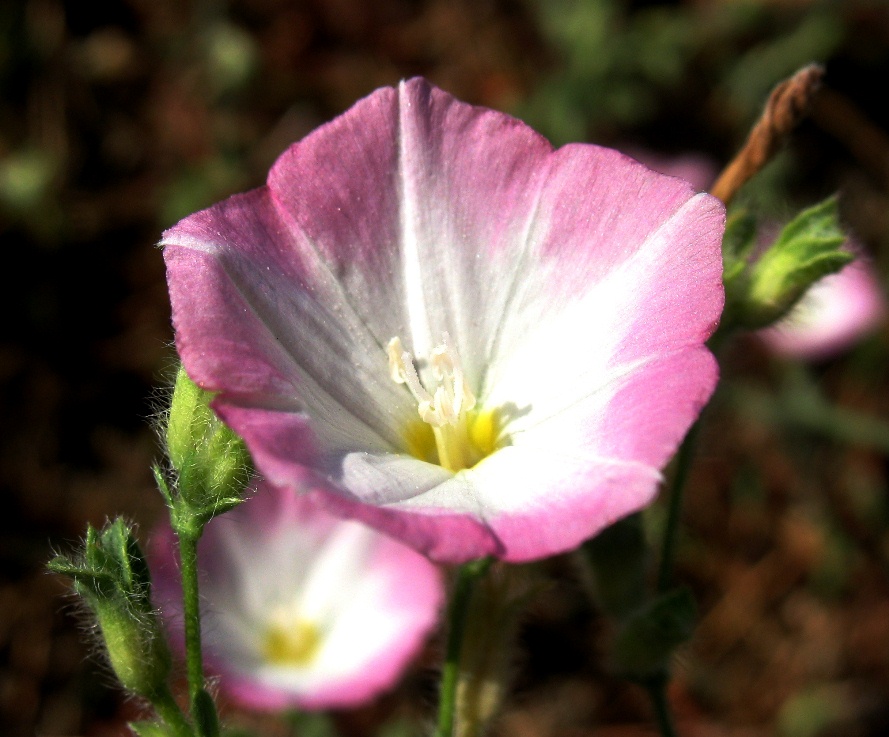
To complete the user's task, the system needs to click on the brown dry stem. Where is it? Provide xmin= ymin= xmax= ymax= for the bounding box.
xmin=710 ymin=64 xmax=824 ymax=206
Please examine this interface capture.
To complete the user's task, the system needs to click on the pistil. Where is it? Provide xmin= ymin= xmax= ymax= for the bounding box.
xmin=262 ymin=607 xmax=322 ymax=666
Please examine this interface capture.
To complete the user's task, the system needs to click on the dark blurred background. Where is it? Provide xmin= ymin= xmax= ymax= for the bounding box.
xmin=4 ymin=1 xmax=889 ymax=735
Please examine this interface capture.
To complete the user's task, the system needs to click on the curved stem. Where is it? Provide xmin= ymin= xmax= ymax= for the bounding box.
xmin=645 ymin=677 xmax=678 ymax=737
xmin=648 ymin=425 xmax=701 ymax=736
xmin=435 ymin=558 xmax=493 ymax=737
xmin=657 ymin=422 xmax=700 ymax=594
xmin=710 ymin=65 xmax=823 ymax=205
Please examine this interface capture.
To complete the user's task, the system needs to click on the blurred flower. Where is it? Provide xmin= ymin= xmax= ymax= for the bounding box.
xmin=162 ymin=77 xmax=725 ymax=563
xmin=757 ymin=256 xmax=885 ymax=360
xmin=151 ymin=483 xmax=443 ymax=710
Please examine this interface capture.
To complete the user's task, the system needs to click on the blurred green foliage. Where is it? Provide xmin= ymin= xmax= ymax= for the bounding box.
xmin=518 ymin=0 xmax=847 ymax=147
xmin=518 ymin=0 xmax=701 ymax=142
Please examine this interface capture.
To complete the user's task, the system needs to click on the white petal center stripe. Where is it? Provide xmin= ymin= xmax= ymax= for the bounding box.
xmin=388 ymin=333 xmax=500 ymax=473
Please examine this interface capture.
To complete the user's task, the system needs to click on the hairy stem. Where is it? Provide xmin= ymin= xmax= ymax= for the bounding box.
xmin=176 ymin=528 xmax=215 ymax=736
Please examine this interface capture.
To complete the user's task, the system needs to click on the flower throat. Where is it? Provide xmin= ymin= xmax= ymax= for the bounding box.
xmin=387 ymin=333 xmax=500 ymax=472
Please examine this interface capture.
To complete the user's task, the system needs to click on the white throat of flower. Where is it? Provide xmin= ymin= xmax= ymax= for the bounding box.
xmin=388 ymin=333 xmax=497 ymax=472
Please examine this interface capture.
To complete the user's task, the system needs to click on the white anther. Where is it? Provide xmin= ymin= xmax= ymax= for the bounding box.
xmin=387 ymin=337 xmax=408 ymax=384
xmin=387 ymin=332 xmax=475 ymax=428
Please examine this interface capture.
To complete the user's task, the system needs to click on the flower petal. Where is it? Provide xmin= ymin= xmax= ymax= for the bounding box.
xmin=309 ymin=347 xmax=716 ymax=562
xmin=164 ymin=208 xmax=409 ymax=456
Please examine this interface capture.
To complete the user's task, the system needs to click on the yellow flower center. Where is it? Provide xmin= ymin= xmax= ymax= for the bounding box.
xmin=261 ymin=610 xmax=322 ymax=666
xmin=387 ymin=334 xmax=503 ymax=472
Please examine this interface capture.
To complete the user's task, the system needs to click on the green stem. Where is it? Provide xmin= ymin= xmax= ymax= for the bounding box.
xmin=176 ymin=529 xmax=207 ymax=718
xmin=435 ymin=558 xmax=493 ymax=737
xmin=657 ymin=422 xmax=700 ymax=594
xmin=151 ymin=684 xmax=195 ymax=737
xmin=645 ymin=677 xmax=678 ymax=737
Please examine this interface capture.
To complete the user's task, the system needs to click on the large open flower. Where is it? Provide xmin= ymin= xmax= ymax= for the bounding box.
xmin=163 ymin=78 xmax=725 ymax=563
xmin=151 ymin=483 xmax=443 ymax=710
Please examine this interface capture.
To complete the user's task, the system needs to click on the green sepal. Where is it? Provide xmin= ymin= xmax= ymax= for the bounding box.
xmin=170 ymin=496 xmax=246 ymax=538
xmin=163 ymin=365 xmax=252 ymax=526
xmin=130 ymin=721 xmax=173 ymax=737
xmin=722 ymin=208 xmax=758 ymax=270
xmin=581 ymin=513 xmax=649 ymax=621
xmin=166 ymin=366 xmax=212 ymax=472
xmin=154 ymin=464 xmax=174 ymax=507
xmin=743 ymin=197 xmax=852 ymax=329
xmin=47 ymin=547 xmax=117 ymax=601
xmin=720 ymin=208 xmax=759 ymax=322
xmin=611 ymin=587 xmax=696 ymax=680
xmin=49 ymin=519 xmax=152 ymax=611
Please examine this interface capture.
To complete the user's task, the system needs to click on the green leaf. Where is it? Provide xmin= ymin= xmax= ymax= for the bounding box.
xmin=582 ymin=513 xmax=649 ymax=620
xmin=192 ymin=689 xmax=220 ymax=737
xmin=611 ymin=587 xmax=697 ymax=679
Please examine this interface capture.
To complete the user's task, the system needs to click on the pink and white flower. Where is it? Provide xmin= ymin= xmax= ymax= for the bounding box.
xmin=758 ymin=256 xmax=885 ymax=360
xmin=162 ymin=78 xmax=725 ymax=563
xmin=151 ymin=484 xmax=443 ymax=710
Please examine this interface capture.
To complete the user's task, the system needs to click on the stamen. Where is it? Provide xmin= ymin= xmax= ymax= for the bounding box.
xmin=387 ymin=337 xmax=433 ymax=413
xmin=388 ymin=333 xmax=474 ymax=428
xmin=387 ymin=337 xmax=407 ymax=383
xmin=387 ymin=332 xmax=495 ymax=471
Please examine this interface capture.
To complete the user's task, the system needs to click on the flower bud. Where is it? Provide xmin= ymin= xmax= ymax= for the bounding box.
xmin=48 ymin=519 xmax=172 ymax=699
xmin=165 ymin=365 xmax=252 ymax=524
xmin=757 ymin=256 xmax=886 ymax=360
xmin=91 ymin=596 xmax=172 ymax=699
xmin=741 ymin=197 xmax=853 ymax=329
